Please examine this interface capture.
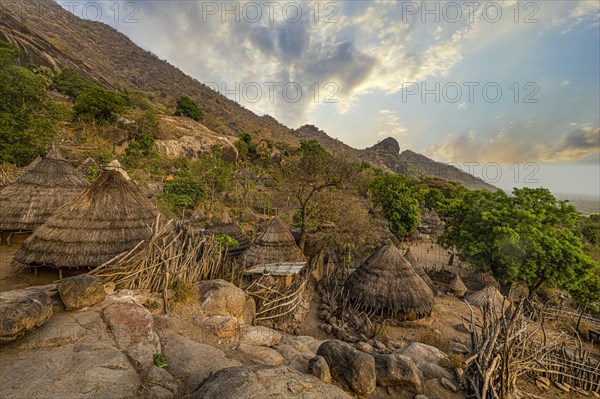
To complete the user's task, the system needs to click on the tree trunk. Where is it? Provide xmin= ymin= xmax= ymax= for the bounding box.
xmin=576 ymin=305 xmax=585 ymax=333
xmin=299 ymin=206 xmax=307 ymax=252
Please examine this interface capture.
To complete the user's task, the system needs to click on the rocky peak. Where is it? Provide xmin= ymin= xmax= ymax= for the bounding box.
xmin=370 ymin=137 xmax=400 ymax=155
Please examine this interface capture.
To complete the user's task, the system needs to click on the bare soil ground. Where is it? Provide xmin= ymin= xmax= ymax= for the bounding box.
xmin=0 ymin=243 xmax=57 ymax=292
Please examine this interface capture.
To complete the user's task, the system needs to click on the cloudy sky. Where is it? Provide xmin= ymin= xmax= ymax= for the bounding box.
xmin=58 ymin=0 xmax=599 ymax=197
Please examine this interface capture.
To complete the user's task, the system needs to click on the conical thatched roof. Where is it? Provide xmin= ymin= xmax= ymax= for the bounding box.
xmin=205 ymin=212 xmax=249 ymax=255
xmin=240 ymin=217 xmax=306 ymax=266
xmin=105 ymin=159 xmax=130 ymax=180
xmin=344 ymin=242 xmax=435 ymax=319
xmin=465 ymin=285 xmax=505 ymax=307
xmin=404 ymin=248 xmax=436 ymax=293
xmin=0 ymin=154 xmax=89 ymax=232
xmin=449 ymin=274 xmax=468 ymax=296
xmin=14 ymin=170 xmax=159 ymax=268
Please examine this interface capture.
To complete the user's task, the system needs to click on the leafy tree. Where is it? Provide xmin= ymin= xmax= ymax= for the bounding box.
xmin=174 ymin=96 xmax=203 ymax=122
xmin=159 ymin=171 xmax=206 ymax=216
xmin=279 ymin=142 xmax=353 ymax=251
xmin=423 ymin=188 xmax=445 ymax=210
xmin=50 ymin=68 xmax=94 ymax=99
xmin=236 ymin=133 xmax=257 ymax=161
xmin=123 ymin=110 xmax=161 ymax=169
xmin=73 ymin=86 xmax=126 ymax=123
xmin=369 ymin=173 xmax=420 ymax=237
xmin=189 ymin=152 xmax=235 ymax=210
xmin=439 ymin=188 xmax=595 ymax=296
xmin=0 ymin=42 xmax=56 ymax=165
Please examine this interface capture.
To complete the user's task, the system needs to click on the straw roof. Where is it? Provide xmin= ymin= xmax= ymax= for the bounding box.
xmin=404 ymin=248 xmax=436 ymax=293
xmin=0 ymin=153 xmax=89 ymax=232
xmin=105 ymin=159 xmax=130 ymax=180
xmin=449 ymin=274 xmax=468 ymax=296
xmin=465 ymin=285 xmax=505 ymax=307
xmin=344 ymin=242 xmax=435 ymax=319
xmin=204 ymin=212 xmax=249 ymax=255
xmin=14 ymin=170 xmax=159 ymax=268
xmin=240 ymin=217 xmax=306 ymax=266
xmin=189 ymin=207 xmax=208 ymax=224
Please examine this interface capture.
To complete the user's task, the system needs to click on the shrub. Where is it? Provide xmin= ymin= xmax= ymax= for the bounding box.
xmin=73 ymin=86 xmax=126 ymax=123
xmin=170 ymin=279 xmax=198 ymax=304
xmin=174 ymin=96 xmax=203 ymax=122
xmin=50 ymin=68 xmax=94 ymax=99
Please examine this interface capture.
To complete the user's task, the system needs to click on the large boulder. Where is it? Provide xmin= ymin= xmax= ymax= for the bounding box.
xmin=397 ymin=342 xmax=447 ymax=365
xmin=0 ymin=308 xmax=141 ymax=398
xmin=239 ymin=325 xmax=282 ymax=347
xmin=308 ymin=355 xmax=332 ymax=383
xmin=198 ymin=314 xmax=238 ymax=339
xmin=158 ymin=330 xmax=241 ymax=393
xmin=192 ymin=365 xmax=351 ymax=399
xmin=235 ymin=343 xmax=285 ymax=366
xmin=103 ymin=302 xmax=161 ymax=368
xmin=58 ymin=274 xmax=106 ymax=311
xmin=274 ymin=335 xmax=324 ymax=373
xmin=198 ymin=280 xmax=248 ymax=321
xmin=374 ymin=353 xmax=423 ymax=393
xmin=317 ymin=339 xmax=377 ymax=396
xmin=0 ymin=289 xmax=53 ymax=343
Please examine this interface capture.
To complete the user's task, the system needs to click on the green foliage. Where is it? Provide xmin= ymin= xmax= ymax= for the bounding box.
xmin=50 ymin=68 xmax=94 ymax=99
xmin=216 ymin=234 xmax=240 ymax=250
xmin=153 ymin=353 xmax=168 ymax=368
xmin=189 ymin=154 xmax=235 ymax=207
xmin=73 ymin=86 xmax=126 ymax=123
xmin=439 ymin=188 xmax=596 ymax=295
xmin=174 ymin=96 xmax=203 ymax=122
xmin=236 ymin=133 xmax=257 ymax=161
xmin=123 ymin=110 xmax=161 ymax=170
xmin=369 ymin=174 xmax=420 ymax=237
xmin=298 ymin=139 xmax=329 ymax=157
xmin=0 ymin=42 xmax=56 ymax=165
xmin=423 ymin=188 xmax=445 ymax=210
xmin=160 ymin=171 xmax=206 ymax=216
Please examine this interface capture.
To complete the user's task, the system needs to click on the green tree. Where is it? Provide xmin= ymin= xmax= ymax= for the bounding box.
xmin=0 ymin=42 xmax=56 ymax=165
xmin=439 ymin=188 xmax=595 ymax=296
xmin=189 ymin=152 xmax=235 ymax=210
xmin=423 ymin=187 xmax=445 ymax=210
xmin=174 ymin=96 xmax=203 ymax=122
xmin=279 ymin=142 xmax=353 ymax=251
xmin=159 ymin=171 xmax=206 ymax=217
xmin=73 ymin=86 xmax=126 ymax=123
xmin=123 ymin=109 xmax=161 ymax=169
xmin=236 ymin=133 xmax=257 ymax=161
xmin=50 ymin=68 xmax=94 ymax=99
xmin=369 ymin=173 xmax=420 ymax=237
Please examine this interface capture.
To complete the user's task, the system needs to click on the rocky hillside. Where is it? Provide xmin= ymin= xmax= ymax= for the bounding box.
xmin=0 ymin=0 xmax=495 ymax=191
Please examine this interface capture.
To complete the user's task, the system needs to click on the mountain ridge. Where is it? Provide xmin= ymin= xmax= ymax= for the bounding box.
xmin=0 ymin=0 xmax=496 ymax=191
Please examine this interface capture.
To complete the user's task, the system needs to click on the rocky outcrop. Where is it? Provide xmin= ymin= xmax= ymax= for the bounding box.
xmin=58 ymin=274 xmax=106 ymax=311
xmin=155 ymin=116 xmax=239 ymax=162
xmin=308 ymin=355 xmax=332 ymax=383
xmin=274 ymin=335 xmax=324 ymax=373
xmin=239 ymin=325 xmax=282 ymax=347
xmin=192 ymin=365 xmax=352 ymax=399
xmin=374 ymin=353 xmax=423 ymax=393
xmin=198 ymin=279 xmax=252 ymax=322
xmin=0 ymin=288 xmax=53 ymax=343
xmin=103 ymin=302 xmax=161 ymax=368
xmin=317 ymin=339 xmax=377 ymax=396
xmin=197 ymin=314 xmax=238 ymax=339
xmin=0 ymin=307 xmax=141 ymax=398
xmin=158 ymin=330 xmax=241 ymax=393
xmin=235 ymin=343 xmax=285 ymax=366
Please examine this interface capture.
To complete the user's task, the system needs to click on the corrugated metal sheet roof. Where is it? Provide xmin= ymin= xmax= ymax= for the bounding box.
xmin=244 ymin=262 xmax=307 ymax=276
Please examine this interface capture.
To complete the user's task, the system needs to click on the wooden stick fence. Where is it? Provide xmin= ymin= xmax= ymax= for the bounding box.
xmin=245 ymin=275 xmax=309 ymax=322
xmin=541 ymin=306 xmax=600 ymax=331
xmin=89 ymin=219 xmax=228 ymax=292
xmin=530 ymin=346 xmax=600 ymax=393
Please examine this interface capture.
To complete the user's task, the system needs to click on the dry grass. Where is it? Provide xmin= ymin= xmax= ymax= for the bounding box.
xmin=417 ymin=330 xmax=454 ymax=354
xmin=170 ymin=279 xmax=198 ymax=305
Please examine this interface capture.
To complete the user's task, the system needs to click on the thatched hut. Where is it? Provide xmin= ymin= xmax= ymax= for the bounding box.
xmin=205 ymin=212 xmax=249 ymax=256
xmin=0 ymin=151 xmax=88 ymax=234
xmin=344 ymin=242 xmax=435 ymax=320
xmin=404 ymin=248 xmax=436 ymax=293
xmin=465 ymin=285 xmax=505 ymax=308
xmin=13 ymin=169 xmax=159 ymax=270
xmin=240 ymin=217 xmax=306 ymax=266
xmin=449 ymin=274 xmax=468 ymax=297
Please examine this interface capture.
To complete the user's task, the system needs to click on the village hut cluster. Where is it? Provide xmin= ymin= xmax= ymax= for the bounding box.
xmin=2 ymin=148 xmax=470 ymax=326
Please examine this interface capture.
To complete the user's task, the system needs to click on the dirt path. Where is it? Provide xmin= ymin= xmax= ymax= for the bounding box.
xmin=0 ymin=243 xmax=57 ymax=292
